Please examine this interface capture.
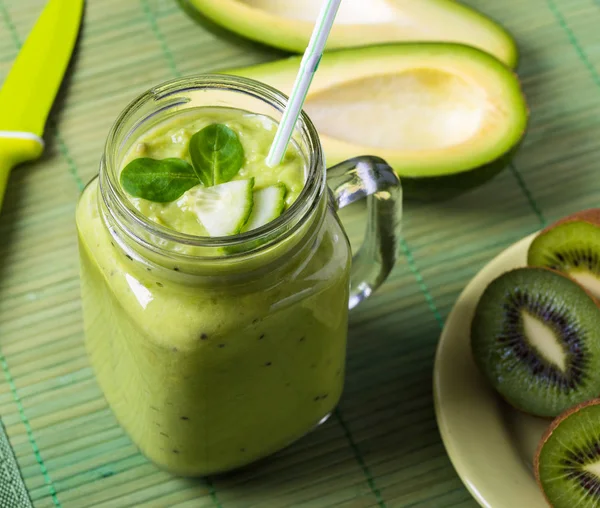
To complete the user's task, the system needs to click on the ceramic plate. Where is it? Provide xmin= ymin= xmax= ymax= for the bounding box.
xmin=433 ymin=233 xmax=555 ymax=507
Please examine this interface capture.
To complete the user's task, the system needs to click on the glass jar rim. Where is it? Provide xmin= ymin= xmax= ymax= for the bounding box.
xmin=99 ymin=74 xmax=325 ymax=251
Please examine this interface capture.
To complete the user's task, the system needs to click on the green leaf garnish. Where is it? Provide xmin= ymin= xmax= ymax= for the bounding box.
xmin=120 ymin=158 xmax=198 ymax=202
xmin=189 ymin=124 xmax=245 ymax=187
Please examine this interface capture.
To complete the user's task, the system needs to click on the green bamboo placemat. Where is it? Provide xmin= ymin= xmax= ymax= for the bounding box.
xmin=1 ymin=0 xmax=600 ymax=506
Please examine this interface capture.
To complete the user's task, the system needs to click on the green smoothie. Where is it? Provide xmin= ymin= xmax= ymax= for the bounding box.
xmin=77 ymin=106 xmax=351 ymax=475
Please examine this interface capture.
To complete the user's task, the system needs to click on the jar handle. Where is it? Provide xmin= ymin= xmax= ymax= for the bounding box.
xmin=327 ymin=156 xmax=403 ymax=310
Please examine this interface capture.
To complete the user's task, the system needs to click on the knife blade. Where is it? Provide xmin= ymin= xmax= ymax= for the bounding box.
xmin=0 ymin=0 xmax=84 ymax=211
xmin=0 ymin=0 xmax=83 ymax=135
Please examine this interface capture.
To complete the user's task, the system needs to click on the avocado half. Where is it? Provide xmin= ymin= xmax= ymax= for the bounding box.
xmin=181 ymin=0 xmax=518 ymax=68
xmin=224 ymin=43 xmax=528 ymax=199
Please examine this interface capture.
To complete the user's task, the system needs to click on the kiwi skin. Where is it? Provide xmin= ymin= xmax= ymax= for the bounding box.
xmin=471 ymin=266 xmax=600 ymax=417
xmin=534 ymin=398 xmax=600 ymax=507
xmin=540 ymin=209 xmax=600 ymax=232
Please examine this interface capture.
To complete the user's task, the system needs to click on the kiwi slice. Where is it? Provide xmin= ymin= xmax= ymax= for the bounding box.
xmin=528 ymin=209 xmax=600 ymax=300
xmin=471 ymin=267 xmax=600 ymax=417
xmin=535 ymin=398 xmax=600 ymax=508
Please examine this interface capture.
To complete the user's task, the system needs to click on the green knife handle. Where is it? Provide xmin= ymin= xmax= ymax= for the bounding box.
xmin=0 ymin=133 xmax=44 ymax=213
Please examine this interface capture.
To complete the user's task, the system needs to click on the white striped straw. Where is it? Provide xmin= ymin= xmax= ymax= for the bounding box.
xmin=266 ymin=0 xmax=343 ymax=167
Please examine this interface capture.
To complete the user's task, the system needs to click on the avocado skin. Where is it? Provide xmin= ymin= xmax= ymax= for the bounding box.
xmin=400 ymin=145 xmax=521 ymax=201
xmin=177 ymin=0 xmax=518 ymax=68
xmin=175 ymin=0 xmax=288 ymax=57
xmin=219 ymin=44 xmax=527 ymax=201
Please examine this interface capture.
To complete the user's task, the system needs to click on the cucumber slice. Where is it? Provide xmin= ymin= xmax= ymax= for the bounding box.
xmin=190 ymin=179 xmax=254 ymax=237
xmin=242 ymin=184 xmax=288 ymax=232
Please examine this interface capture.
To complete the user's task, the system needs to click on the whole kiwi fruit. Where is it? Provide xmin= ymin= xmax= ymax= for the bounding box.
xmin=535 ymin=398 xmax=600 ymax=508
xmin=471 ymin=266 xmax=600 ymax=417
xmin=528 ymin=208 xmax=600 ymax=300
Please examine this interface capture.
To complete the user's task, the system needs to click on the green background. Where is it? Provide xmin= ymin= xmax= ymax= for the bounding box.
xmin=1 ymin=0 xmax=598 ymax=506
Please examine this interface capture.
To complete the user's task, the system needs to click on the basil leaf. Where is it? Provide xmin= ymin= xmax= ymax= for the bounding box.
xmin=120 ymin=157 xmax=199 ymax=202
xmin=189 ymin=124 xmax=245 ymax=187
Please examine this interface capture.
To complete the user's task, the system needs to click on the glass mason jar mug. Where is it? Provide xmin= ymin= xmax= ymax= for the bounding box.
xmin=76 ymin=75 xmax=402 ymax=476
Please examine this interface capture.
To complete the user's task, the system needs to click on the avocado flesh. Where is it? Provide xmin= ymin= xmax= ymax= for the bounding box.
xmin=224 ymin=44 xmax=528 ymax=199
xmin=184 ymin=0 xmax=518 ymax=68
